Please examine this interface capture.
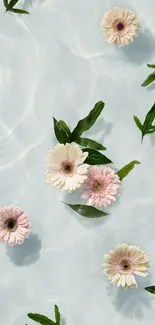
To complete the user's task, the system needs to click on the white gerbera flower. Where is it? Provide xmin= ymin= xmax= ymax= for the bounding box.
xmin=102 ymin=243 xmax=149 ymax=288
xmin=100 ymin=7 xmax=140 ymax=47
xmin=45 ymin=143 xmax=89 ymax=192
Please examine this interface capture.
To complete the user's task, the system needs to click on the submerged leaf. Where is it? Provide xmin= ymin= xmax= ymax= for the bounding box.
xmin=71 ymin=101 xmax=104 ymax=139
xmin=82 ymin=148 xmax=112 ymax=165
xmin=133 ymin=116 xmax=143 ymax=131
xmin=145 ymin=286 xmax=155 ymax=294
xmin=54 ymin=305 xmax=60 ymax=325
xmin=10 ymin=8 xmax=29 ymax=13
xmin=64 ymin=203 xmax=108 ymax=218
xmin=53 ymin=117 xmax=70 ymax=144
xmin=76 ymin=137 xmax=106 ymax=150
xmin=147 ymin=64 xmax=155 ymax=69
xmin=117 ymin=161 xmax=140 ymax=181
xmin=141 ymin=72 xmax=155 ymax=87
xmin=27 ymin=313 xmax=55 ymax=325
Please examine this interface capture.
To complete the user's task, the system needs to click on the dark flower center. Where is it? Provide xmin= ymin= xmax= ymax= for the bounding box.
xmin=116 ymin=22 xmax=124 ymax=31
xmin=94 ymin=181 xmax=104 ymax=191
xmin=61 ymin=160 xmax=75 ymax=175
xmin=5 ymin=218 xmax=17 ymax=232
xmin=120 ymin=260 xmax=131 ymax=271
xmin=65 ymin=164 xmax=72 ymax=172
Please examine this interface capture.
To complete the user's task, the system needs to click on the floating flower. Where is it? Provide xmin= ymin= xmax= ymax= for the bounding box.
xmin=102 ymin=243 xmax=149 ymax=288
xmin=45 ymin=143 xmax=89 ymax=192
xmin=0 ymin=205 xmax=31 ymax=246
xmin=100 ymin=7 xmax=139 ymax=47
xmin=81 ymin=166 xmax=120 ymax=208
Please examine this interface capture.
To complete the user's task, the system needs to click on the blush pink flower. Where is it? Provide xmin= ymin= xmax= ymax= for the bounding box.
xmin=81 ymin=166 xmax=120 ymax=208
xmin=0 ymin=205 xmax=31 ymax=246
xmin=102 ymin=244 xmax=149 ymax=288
xmin=100 ymin=7 xmax=139 ymax=47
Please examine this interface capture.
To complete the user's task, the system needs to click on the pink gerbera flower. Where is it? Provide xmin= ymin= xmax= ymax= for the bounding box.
xmin=102 ymin=244 xmax=149 ymax=288
xmin=81 ymin=166 xmax=120 ymax=208
xmin=0 ymin=205 xmax=31 ymax=246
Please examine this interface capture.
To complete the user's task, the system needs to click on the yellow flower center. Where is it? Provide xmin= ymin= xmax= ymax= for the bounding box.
xmin=5 ymin=218 xmax=17 ymax=232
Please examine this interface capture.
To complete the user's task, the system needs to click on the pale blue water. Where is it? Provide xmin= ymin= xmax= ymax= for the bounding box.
xmin=0 ymin=0 xmax=155 ymax=324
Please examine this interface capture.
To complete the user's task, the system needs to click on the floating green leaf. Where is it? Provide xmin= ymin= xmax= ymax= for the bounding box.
xmin=147 ymin=64 xmax=155 ymax=69
xmin=71 ymin=101 xmax=104 ymax=140
xmin=58 ymin=120 xmax=71 ymax=137
xmin=141 ymin=72 xmax=155 ymax=87
xmin=53 ymin=117 xmax=70 ymax=144
xmin=54 ymin=305 xmax=60 ymax=325
xmin=142 ymin=103 xmax=155 ymax=137
xmin=7 ymin=0 xmax=19 ymax=10
xmin=10 ymin=8 xmax=29 ymax=14
xmin=134 ymin=103 xmax=155 ymax=141
xmin=145 ymin=286 xmax=155 ymax=294
xmin=133 ymin=116 xmax=143 ymax=131
xmin=27 ymin=313 xmax=55 ymax=325
xmin=82 ymin=148 xmax=112 ymax=165
xmin=117 ymin=161 xmax=140 ymax=181
xmin=75 ymin=137 xmax=106 ymax=150
xmin=3 ymin=0 xmax=8 ymax=8
xmin=64 ymin=203 xmax=108 ymax=218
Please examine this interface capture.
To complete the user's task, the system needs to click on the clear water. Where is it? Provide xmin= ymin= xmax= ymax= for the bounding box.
xmin=0 ymin=0 xmax=155 ymax=324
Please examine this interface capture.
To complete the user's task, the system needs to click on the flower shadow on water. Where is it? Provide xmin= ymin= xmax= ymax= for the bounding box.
xmin=121 ymin=30 xmax=155 ymax=65
xmin=6 ymin=233 xmax=42 ymax=267
xmin=107 ymin=277 xmax=153 ymax=319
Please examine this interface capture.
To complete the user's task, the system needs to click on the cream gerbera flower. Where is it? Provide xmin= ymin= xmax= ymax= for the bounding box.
xmin=102 ymin=243 xmax=149 ymax=288
xmin=100 ymin=7 xmax=140 ymax=47
xmin=45 ymin=143 xmax=89 ymax=192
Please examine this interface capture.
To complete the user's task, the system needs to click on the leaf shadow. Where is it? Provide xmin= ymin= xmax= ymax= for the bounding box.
xmin=87 ymin=118 xmax=113 ymax=143
xmin=149 ymin=132 xmax=155 ymax=146
xmin=6 ymin=233 xmax=42 ymax=267
xmin=61 ymin=317 xmax=66 ymax=325
xmin=106 ymin=276 xmax=153 ymax=319
xmin=121 ymin=29 xmax=155 ymax=65
xmin=146 ymin=82 xmax=155 ymax=92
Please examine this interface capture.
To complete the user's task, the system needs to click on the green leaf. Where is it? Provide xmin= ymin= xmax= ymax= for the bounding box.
xmin=142 ymin=103 xmax=155 ymax=139
xmin=7 ymin=0 xmax=19 ymax=9
xmin=147 ymin=64 xmax=155 ymax=69
xmin=141 ymin=73 xmax=155 ymax=87
xmin=27 ymin=313 xmax=55 ymax=325
xmin=64 ymin=203 xmax=108 ymax=218
xmin=75 ymin=137 xmax=106 ymax=150
xmin=145 ymin=286 xmax=155 ymax=294
xmin=53 ymin=117 xmax=70 ymax=144
xmin=117 ymin=160 xmax=140 ymax=181
xmin=145 ymin=129 xmax=155 ymax=135
xmin=3 ymin=0 xmax=8 ymax=8
xmin=58 ymin=120 xmax=71 ymax=137
xmin=9 ymin=8 xmax=30 ymax=13
xmin=82 ymin=148 xmax=112 ymax=165
xmin=54 ymin=305 xmax=60 ymax=325
xmin=133 ymin=116 xmax=143 ymax=131
xmin=71 ymin=101 xmax=104 ymax=139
